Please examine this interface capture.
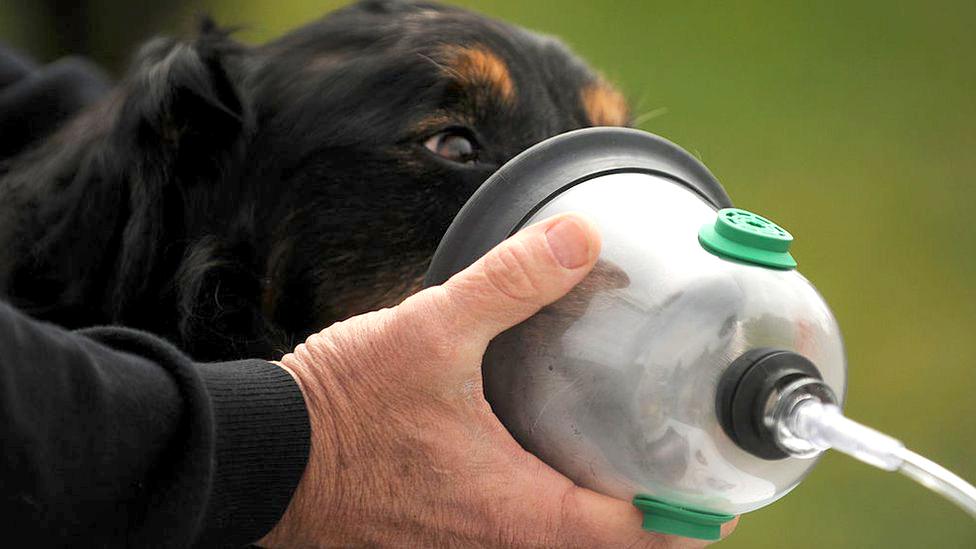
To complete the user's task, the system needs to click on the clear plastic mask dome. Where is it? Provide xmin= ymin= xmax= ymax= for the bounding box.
xmin=482 ymin=171 xmax=847 ymax=516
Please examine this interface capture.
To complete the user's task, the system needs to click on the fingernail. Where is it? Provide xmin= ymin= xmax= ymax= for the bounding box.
xmin=545 ymin=217 xmax=590 ymax=269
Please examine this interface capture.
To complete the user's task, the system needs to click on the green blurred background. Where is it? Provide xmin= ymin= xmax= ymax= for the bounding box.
xmin=4 ymin=0 xmax=975 ymax=547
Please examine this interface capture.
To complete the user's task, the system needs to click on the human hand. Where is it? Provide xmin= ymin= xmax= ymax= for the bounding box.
xmin=259 ymin=213 xmax=738 ymax=548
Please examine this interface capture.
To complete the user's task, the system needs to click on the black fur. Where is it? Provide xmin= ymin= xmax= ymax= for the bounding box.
xmin=0 ymin=0 xmax=627 ymax=361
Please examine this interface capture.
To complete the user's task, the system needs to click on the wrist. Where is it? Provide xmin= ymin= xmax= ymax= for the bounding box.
xmin=258 ymin=356 xmax=341 ymax=547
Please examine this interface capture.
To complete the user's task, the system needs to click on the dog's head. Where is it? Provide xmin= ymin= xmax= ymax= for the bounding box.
xmin=241 ymin=1 xmax=630 ymax=340
xmin=2 ymin=0 xmax=630 ymax=359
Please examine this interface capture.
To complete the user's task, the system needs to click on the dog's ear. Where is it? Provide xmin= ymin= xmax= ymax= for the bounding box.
xmin=116 ymin=20 xmax=249 ymax=178
xmin=93 ymin=22 xmax=252 ymax=320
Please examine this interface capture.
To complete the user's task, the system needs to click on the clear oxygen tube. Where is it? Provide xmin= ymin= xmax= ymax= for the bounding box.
xmin=767 ymin=376 xmax=976 ymax=519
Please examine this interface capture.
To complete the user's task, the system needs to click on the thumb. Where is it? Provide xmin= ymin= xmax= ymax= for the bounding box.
xmin=426 ymin=212 xmax=601 ymax=344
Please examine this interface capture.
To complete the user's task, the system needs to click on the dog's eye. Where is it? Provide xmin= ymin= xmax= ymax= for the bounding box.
xmin=424 ymin=130 xmax=479 ymax=164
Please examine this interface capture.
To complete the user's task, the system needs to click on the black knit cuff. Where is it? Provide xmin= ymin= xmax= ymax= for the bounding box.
xmin=193 ymin=360 xmax=311 ymax=548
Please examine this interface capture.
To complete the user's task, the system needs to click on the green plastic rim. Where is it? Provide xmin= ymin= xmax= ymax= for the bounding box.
xmin=632 ymin=495 xmax=735 ymax=541
xmin=699 ymin=208 xmax=797 ymax=270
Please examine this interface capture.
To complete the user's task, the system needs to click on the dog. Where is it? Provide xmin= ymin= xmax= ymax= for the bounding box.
xmin=0 ymin=0 xmax=630 ymax=361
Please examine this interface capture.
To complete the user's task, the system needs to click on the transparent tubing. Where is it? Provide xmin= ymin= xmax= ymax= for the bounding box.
xmin=769 ymin=380 xmax=976 ymax=520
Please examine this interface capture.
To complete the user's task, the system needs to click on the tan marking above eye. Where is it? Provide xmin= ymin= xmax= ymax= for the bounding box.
xmin=581 ymin=81 xmax=630 ymax=127
xmin=409 ymin=111 xmax=468 ymax=136
xmin=439 ymin=45 xmax=515 ymax=104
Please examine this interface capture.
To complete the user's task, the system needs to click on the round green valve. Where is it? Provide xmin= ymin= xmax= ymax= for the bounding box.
xmin=699 ymin=208 xmax=797 ymax=269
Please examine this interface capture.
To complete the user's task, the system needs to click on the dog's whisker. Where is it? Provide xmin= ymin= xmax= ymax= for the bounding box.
xmin=633 ymin=91 xmax=651 ymax=110
xmin=632 ymin=107 xmax=669 ymax=127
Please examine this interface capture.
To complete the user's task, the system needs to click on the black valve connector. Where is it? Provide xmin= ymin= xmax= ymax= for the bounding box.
xmin=716 ymin=348 xmax=824 ymax=460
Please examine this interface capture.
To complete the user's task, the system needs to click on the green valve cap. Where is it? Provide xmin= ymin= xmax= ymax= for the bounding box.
xmin=633 ymin=495 xmax=735 ymax=541
xmin=699 ymin=208 xmax=797 ymax=270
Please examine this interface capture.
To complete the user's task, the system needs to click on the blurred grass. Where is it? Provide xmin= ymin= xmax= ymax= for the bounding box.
xmin=4 ymin=1 xmax=976 ymax=547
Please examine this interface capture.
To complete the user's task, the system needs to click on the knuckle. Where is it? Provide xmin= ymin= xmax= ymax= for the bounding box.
xmin=297 ymin=331 xmax=338 ymax=363
xmin=302 ymin=309 xmax=398 ymax=367
xmin=552 ymin=486 xmax=681 ymax=549
xmin=552 ymin=485 xmax=588 ymax=546
xmin=560 ymin=485 xmax=584 ymax=520
xmin=482 ymin=240 xmax=544 ymax=303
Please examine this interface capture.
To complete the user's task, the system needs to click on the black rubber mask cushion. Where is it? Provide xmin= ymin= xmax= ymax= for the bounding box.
xmin=424 ymin=127 xmax=733 ymax=287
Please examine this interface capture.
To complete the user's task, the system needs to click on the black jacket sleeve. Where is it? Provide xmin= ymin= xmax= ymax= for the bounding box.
xmin=0 ymin=301 xmax=310 ymax=547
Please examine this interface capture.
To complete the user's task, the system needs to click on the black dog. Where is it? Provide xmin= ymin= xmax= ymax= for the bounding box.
xmin=0 ymin=0 xmax=630 ymax=361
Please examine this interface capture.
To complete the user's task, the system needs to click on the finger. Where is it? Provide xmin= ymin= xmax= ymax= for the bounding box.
xmin=716 ymin=516 xmax=740 ymax=541
xmin=499 ymin=454 xmax=722 ymax=549
xmin=409 ymin=212 xmax=601 ymax=345
xmin=556 ymin=485 xmax=739 ymax=548
xmin=551 ymin=485 xmax=713 ymax=549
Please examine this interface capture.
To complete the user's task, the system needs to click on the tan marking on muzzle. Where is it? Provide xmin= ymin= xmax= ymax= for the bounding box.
xmin=581 ymin=80 xmax=630 ymax=126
